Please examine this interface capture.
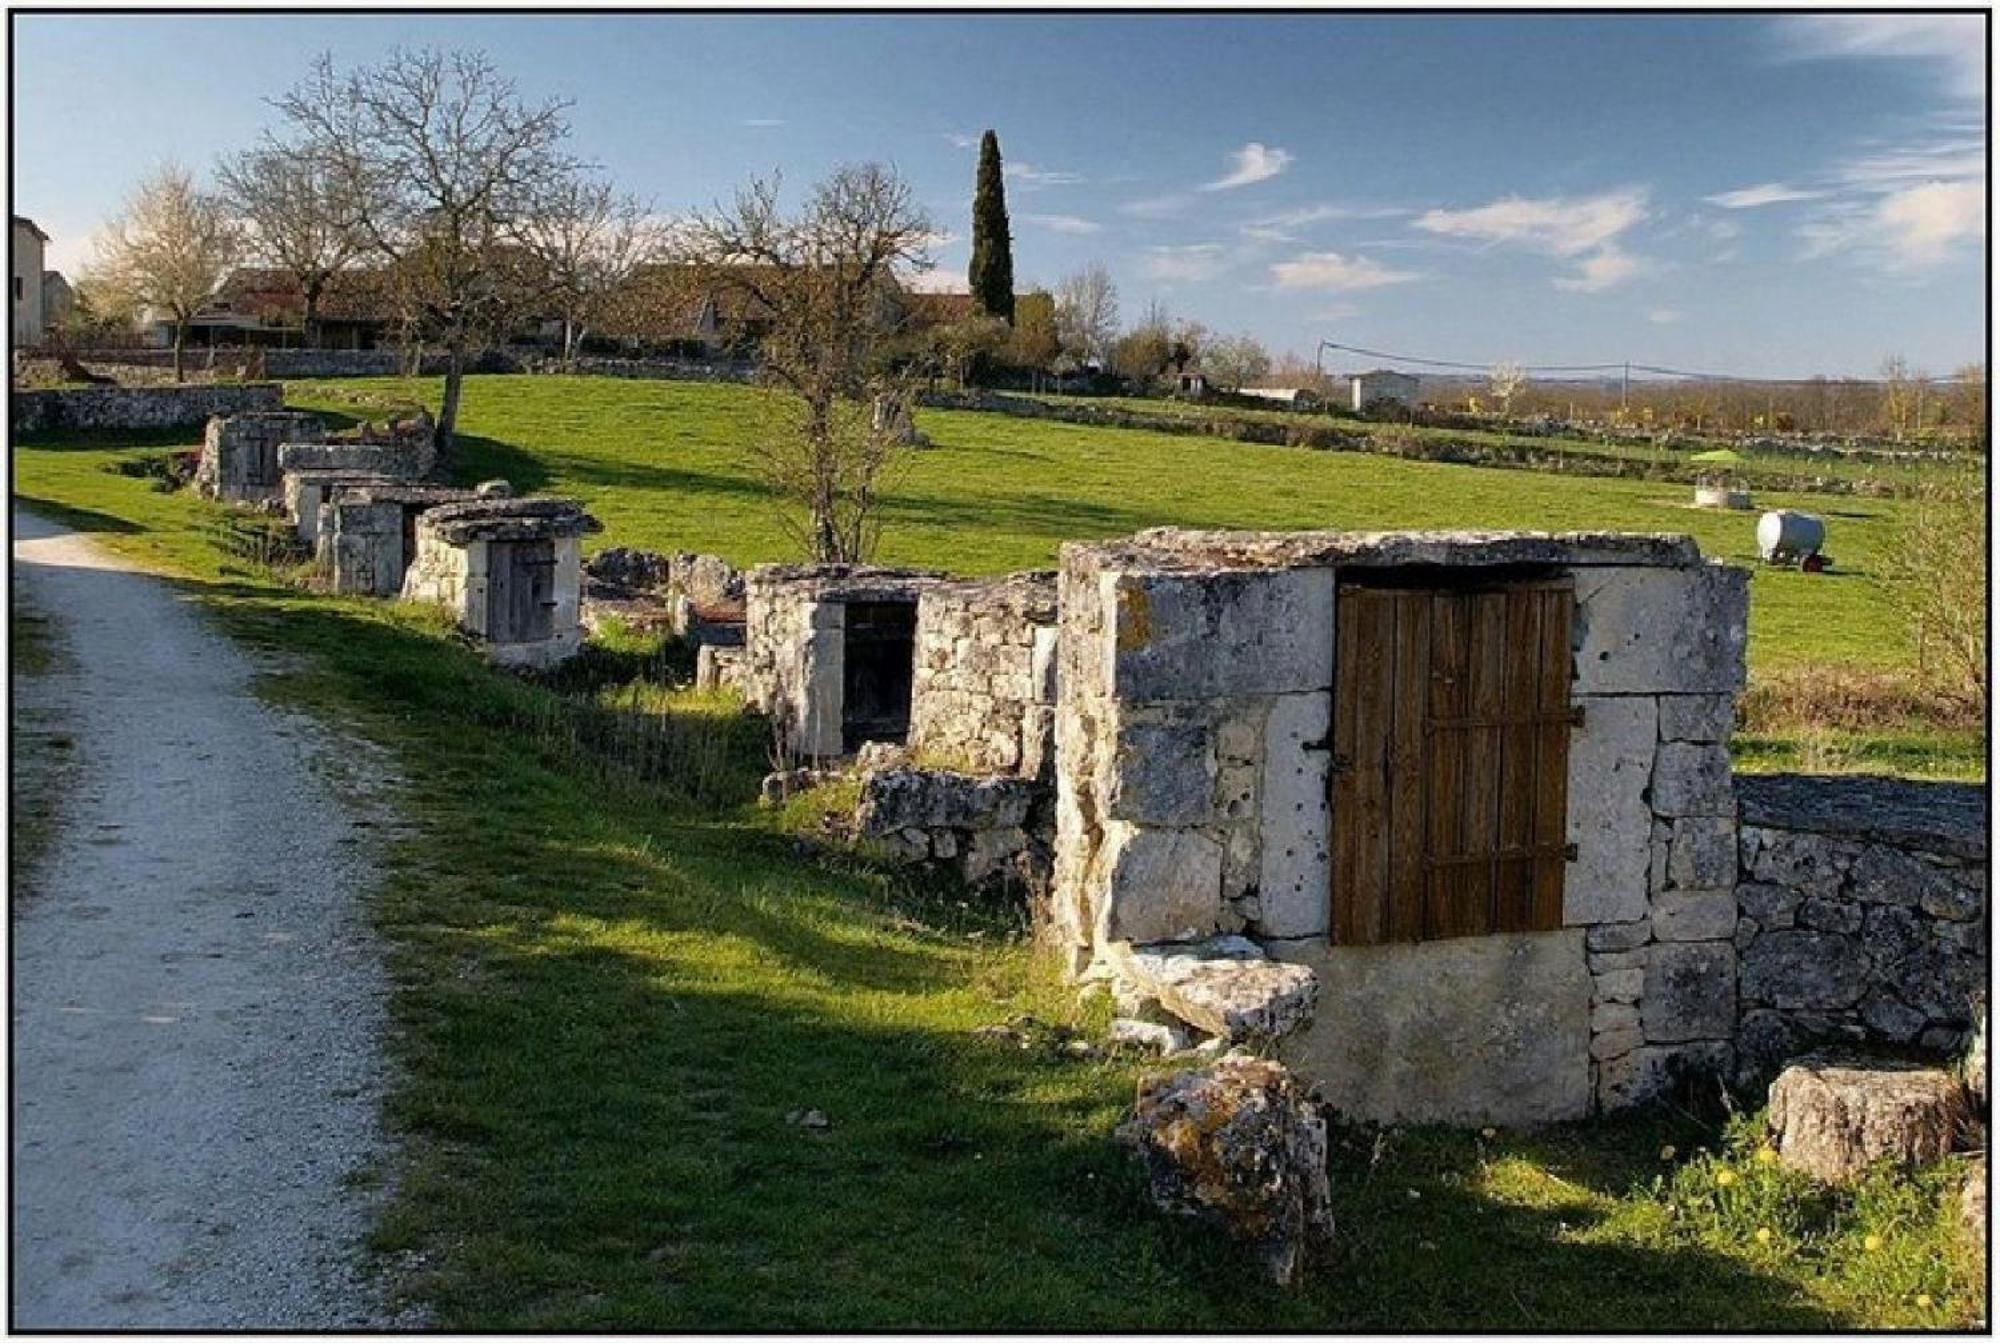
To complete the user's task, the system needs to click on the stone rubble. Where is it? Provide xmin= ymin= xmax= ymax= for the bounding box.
xmin=1116 ymin=1053 xmax=1335 ymax=1288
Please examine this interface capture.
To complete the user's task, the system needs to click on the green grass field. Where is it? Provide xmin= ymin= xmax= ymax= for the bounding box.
xmin=10 ymin=383 xmax=1985 ymax=1328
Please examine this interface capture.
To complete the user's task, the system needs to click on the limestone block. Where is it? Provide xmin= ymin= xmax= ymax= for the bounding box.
xmin=1020 ymin=705 xmax=1056 ymax=781
xmin=1595 ymin=967 xmax=1645 ymax=1003
xmin=1106 ymin=719 xmax=1216 ymax=826
xmin=1739 ymin=928 xmax=1869 ymax=1010
xmin=1738 ymin=881 xmax=1800 ymax=929
xmin=1668 ymin=815 xmax=1738 ymax=889
xmin=1109 ymin=567 xmax=1335 ymax=702
xmin=1651 ymin=741 xmax=1733 ymax=818
xmin=1257 ymin=692 xmax=1332 ymax=938
xmin=1658 ymin=693 xmax=1735 ymax=742
xmin=1643 ymin=940 xmax=1736 ymax=1042
xmin=1598 ymin=1041 xmax=1732 ymax=1111
xmin=1846 ymin=844 xmax=1981 ymax=916
xmin=1750 ymin=830 xmax=1850 ymax=899
xmin=1564 ymin=696 xmax=1658 ymax=925
xmin=1120 ymin=935 xmax=1318 ymax=1042
xmin=1768 ymin=1053 xmax=1969 ymax=1184
xmin=1798 ymin=894 xmax=1862 ymax=935
xmin=1586 ymin=921 xmax=1652 ymax=953
xmin=1652 ymin=888 xmax=1738 ymax=942
xmin=1592 ymin=1000 xmax=1641 ymax=1033
xmin=1572 ymin=563 xmax=1748 ymax=695
xmin=1591 ymin=1026 xmax=1646 ymax=1061
xmin=1031 ymin=625 xmax=1060 ymax=703
xmin=1098 ymin=823 xmax=1224 ymax=945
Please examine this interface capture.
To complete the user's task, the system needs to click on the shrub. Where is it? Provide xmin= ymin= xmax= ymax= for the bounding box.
xmin=1884 ymin=470 xmax=1988 ymax=715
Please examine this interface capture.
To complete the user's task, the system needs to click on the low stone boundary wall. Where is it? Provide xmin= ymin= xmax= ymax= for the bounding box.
xmin=525 ymin=356 xmax=758 ymax=384
xmin=1734 ymin=773 xmax=1988 ymax=1083
xmin=13 ymin=382 xmax=283 ymax=434
xmin=855 ymin=766 xmax=1051 ymax=892
xmin=910 ymin=573 xmax=1059 ymax=778
xmin=915 ymin=390 xmax=1890 ymax=496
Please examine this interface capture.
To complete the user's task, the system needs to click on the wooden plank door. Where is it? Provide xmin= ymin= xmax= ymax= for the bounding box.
xmin=1330 ymin=577 xmax=1574 ymax=946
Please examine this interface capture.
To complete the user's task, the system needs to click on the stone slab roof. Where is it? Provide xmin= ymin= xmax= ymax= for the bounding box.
xmin=920 ymin=571 xmax=1059 ymax=621
xmin=1066 ymin=527 xmax=1704 ymax=574
xmin=1737 ymin=773 xmax=1987 ymax=862
xmin=420 ymin=497 xmax=601 ymax=544
xmin=340 ymin=485 xmax=480 ymax=508
xmin=744 ymin=563 xmax=948 ymax=601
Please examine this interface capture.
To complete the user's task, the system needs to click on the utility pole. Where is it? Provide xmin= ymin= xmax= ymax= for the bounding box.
xmin=1621 ymin=361 xmax=1630 ymax=415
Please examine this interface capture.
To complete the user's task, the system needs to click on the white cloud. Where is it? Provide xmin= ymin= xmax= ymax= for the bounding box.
xmin=1269 ymin=251 xmax=1420 ymax=292
xmin=1772 ymin=15 xmax=1986 ymax=102
xmin=1414 ymin=188 xmax=1650 ymax=291
xmin=943 ymin=132 xmax=977 ymax=149
xmin=1119 ymin=194 xmax=1193 ymax=220
xmin=1648 ymin=308 xmax=1684 ymax=325
xmin=1239 ymin=202 xmax=1408 ymax=242
xmin=1310 ymin=302 xmax=1362 ymax=321
xmin=1023 ymin=213 xmax=1102 ymax=235
xmin=1005 ymin=161 xmax=1085 ymax=187
xmin=901 ymin=268 xmax=968 ymax=294
xmin=1706 ymin=182 xmax=1827 ymax=209
xmin=1201 ymin=142 xmax=1294 ymax=192
xmin=742 ymin=118 xmax=786 ymax=128
xmin=1143 ymin=244 xmax=1227 ymax=284
xmin=1804 ymin=179 xmax=1985 ymax=270
xmin=1552 ymin=248 xmax=1643 ymax=293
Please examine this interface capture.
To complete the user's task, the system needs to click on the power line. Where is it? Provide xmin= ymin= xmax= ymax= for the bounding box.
xmin=1314 ymin=339 xmax=1977 ymax=386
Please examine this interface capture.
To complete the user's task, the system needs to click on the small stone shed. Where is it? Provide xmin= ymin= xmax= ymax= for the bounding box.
xmin=284 ymin=469 xmax=394 ymax=546
xmin=194 ymin=411 xmax=326 ymax=503
xmin=1051 ymin=527 xmax=1748 ymax=1125
xmin=320 ymin=484 xmax=479 ymax=597
xmin=401 ymin=497 xmax=600 ymax=669
xmin=743 ymin=564 xmax=947 ymax=759
xmin=908 ymin=572 xmax=1060 ymax=778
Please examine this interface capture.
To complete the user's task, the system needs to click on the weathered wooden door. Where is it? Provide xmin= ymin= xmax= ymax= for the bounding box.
xmin=487 ymin=540 xmax=556 ymax=642
xmin=1330 ymin=577 xmax=1575 ymax=945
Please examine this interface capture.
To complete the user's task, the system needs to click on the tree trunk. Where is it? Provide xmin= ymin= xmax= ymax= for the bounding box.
xmin=435 ymin=345 xmax=465 ymax=459
xmin=303 ymin=284 xmax=323 ymax=349
xmin=563 ymin=319 xmax=580 ymax=369
xmin=172 ymin=320 xmax=187 ymax=383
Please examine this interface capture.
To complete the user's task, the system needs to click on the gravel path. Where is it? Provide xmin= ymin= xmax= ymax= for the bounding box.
xmin=10 ymin=508 xmax=404 ymax=1329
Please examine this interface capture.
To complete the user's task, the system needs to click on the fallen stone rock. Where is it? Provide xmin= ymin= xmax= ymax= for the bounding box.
xmin=1767 ymin=1052 xmax=1970 ymax=1184
xmin=1116 ymin=1054 xmax=1334 ymax=1287
xmin=1109 ymin=1017 xmax=1192 ymax=1055
xmin=1119 ymin=936 xmax=1318 ymax=1044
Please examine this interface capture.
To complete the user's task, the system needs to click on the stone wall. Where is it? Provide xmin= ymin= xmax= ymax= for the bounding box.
xmin=909 ymin=573 xmax=1059 ymax=778
xmin=855 ymin=766 xmax=1050 ymax=892
xmin=742 ymin=565 xmax=945 ymax=759
xmin=1051 ymin=527 xmax=1750 ymax=1124
xmin=1734 ymin=773 xmax=1988 ymax=1083
xmin=194 ymin=410 xmax=328 ymax=503
xmin=321 ymin=486 xmax=477 ymax=596
xmin=277 ymin=437 xmax=436 ymax=484
xmin=14 ymin=383 xmax=285 ymax=436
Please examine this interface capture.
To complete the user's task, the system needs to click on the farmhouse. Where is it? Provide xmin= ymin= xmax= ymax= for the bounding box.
xmin=12 ymin=215 xmax=48 ymax=345
xmin=1049 ymin=526 xmax=1750 ymax=1125
xmin=1349 ymin=368 xmax=1421 ymax=412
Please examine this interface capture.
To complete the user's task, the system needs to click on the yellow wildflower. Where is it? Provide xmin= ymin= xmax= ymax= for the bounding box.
xmin=1755 ymin=1146 xmax=1778 ymax=1165
xmin=1863 ymin=1233 xmax=1883 ymax=1252
xmin=1917 ymin=1294 xmax=1934 ymax=1310
xmin=1755 ymin=1227 xmax=1773 ymax=1245
xmin=1716 ymin=1168 xmax=1738 ymax=1187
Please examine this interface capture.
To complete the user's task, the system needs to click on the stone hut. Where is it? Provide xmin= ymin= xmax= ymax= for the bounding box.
xmin=743 ymin=564 xmax=948 ymax=759
xmin=908 ymin=572 xmax=1060 ymax=779
xmin=284 ymin=469 xmax=394 ymax=547
xmin=319 ymin=484 xmax=479 ymax=597
xmin=400 ymin=497 xmax=600 ymax=669
xmin=194 ymin=411 xmax=326 ymax=503
xmin=1050 ymin=527 xmax=1748 ymax=1126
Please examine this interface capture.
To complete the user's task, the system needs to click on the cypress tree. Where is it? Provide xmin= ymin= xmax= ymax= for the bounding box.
xmin=968 ymin=129 xmax=1016 ymax=324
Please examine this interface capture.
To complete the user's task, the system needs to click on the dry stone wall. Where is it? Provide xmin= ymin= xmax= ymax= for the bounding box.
xmin=909 ymin=573 xmax=1059 ymax=778
xmin=855 ymin=766 xmax=1050 ymax=892
xmin=15 ymin=382 xmax=283 ymax=435
xmin=194 ymin=410 xmax=327 ymax=503
xmin=1733 ymin=774 xmax=1987 ymax=1083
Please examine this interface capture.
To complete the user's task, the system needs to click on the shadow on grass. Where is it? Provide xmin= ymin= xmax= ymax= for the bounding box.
xmin=12 ymin=495 xmax=147 ymax=535
xmin=177 ymin=588 xmax=1852 ymax=1331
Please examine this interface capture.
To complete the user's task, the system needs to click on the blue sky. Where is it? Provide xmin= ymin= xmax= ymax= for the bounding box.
xmin=11 ymin=12 xmax=1987 ymax=376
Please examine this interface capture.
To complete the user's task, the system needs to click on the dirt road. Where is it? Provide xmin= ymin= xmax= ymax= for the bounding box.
xmin=10 ymin=508 xmax=403 ymax=1329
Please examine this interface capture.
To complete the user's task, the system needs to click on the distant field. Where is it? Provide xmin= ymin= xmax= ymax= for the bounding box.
xmin=15 ymin=373 xmax=1980 ymax=778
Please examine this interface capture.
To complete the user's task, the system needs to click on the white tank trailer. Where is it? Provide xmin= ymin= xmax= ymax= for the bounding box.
xmin=1756 ymin=510 xmax=1825 ymax=565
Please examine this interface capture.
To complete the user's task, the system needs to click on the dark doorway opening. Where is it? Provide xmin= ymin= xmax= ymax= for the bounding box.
xmin=841 ymin=600 xmax=917 ymax=751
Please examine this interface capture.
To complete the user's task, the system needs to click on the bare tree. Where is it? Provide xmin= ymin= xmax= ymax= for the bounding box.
xmin=1053 ymin=264 xmax=1118 ymax=369
xmin=85 ymin=163 xmax=238 ymax=381
xmin=521 ymin=172 xmax=663 ymax=366
xmin=1881 ymin=355 xmax=1913 ymax=441
xmin=275 ymin=48 xmax=578 ymax=454
xmin=1948 ymin=363 xmax=1988 ymax=450
xmin=1489 ymin=360 xmax=1528 ymax=417
xmin=676 ymin=164 xmax=935 ymax=562
xmin=215 ymin=140 xmax=364 ymax=347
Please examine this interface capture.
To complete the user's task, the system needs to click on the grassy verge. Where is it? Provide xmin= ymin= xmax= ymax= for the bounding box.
xmin=9 ymin=581 xmax=76 ymax=889
xmin=11 ymin=426 xmax=1985 ymax=1328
